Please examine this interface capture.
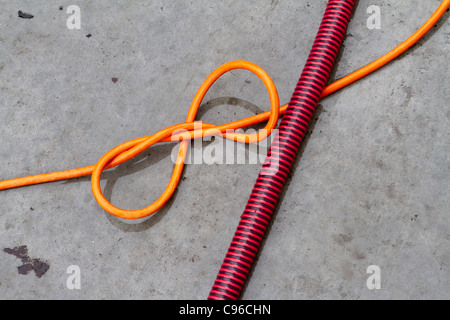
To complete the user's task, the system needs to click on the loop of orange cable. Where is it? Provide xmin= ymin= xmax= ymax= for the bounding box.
xmin=1 ymin=0 xmax=448 ymax=219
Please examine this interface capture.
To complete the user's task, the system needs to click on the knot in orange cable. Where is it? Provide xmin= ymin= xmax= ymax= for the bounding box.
xmin=91 ymin=60 xmax=280 ymax=219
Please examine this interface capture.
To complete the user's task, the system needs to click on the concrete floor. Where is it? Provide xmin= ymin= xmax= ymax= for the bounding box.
xmin=0 ymin=0 xmax=448 ymax=300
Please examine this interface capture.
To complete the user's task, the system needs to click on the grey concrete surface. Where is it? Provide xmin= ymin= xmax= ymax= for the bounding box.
xmin=0 ymin=0 xmax=448 ymax=300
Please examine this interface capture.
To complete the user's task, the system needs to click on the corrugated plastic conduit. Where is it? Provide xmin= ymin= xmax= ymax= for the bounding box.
xmin=208 ymin=0 xmax=356 ymax=300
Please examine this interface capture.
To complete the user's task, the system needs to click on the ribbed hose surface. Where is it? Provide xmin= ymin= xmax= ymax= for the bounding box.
xmin=208 ymin=0 xmax=356 ymax=300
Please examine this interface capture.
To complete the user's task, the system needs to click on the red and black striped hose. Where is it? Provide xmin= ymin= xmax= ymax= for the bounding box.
xmin=208 ymin=0 xmax=356 ymax=300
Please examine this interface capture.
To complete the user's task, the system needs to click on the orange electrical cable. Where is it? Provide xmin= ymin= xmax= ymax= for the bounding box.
xmin=1 ymin=0 xmax=448 ymax=219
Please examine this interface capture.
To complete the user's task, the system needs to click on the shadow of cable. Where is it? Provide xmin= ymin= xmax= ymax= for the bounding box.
xmin=196 ymin=96 xmax=268 ymax=132
xmin=63 ymin=143 xmax=179 ymax=232
xmin=101 ymin=143 xmax=178 ymax=232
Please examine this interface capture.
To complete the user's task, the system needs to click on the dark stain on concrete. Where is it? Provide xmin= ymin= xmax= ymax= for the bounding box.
xmin=3 ymin=245 xmax=49 ymax=278
xmin=18 ymin=10 xmax=34 ymax=19
xmin=332 ymin=233 xmax=354 ymax=246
